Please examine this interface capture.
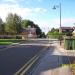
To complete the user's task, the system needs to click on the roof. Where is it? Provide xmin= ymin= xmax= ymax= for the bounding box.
xmin=20 ymin=28 xmax=36 ymax=34
xmin=60 ymin=27 xmax=73 ymax=30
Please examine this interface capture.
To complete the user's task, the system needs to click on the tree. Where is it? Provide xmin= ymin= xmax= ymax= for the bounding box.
xmin=22 ymin=20 xmax=35 ymax=28
xmin=13 ymin=14 xmax=22 ymax=34
xmin=40 ymin=32 xmax=46 ymax=38
xmin=6 ymin=13 xmax=22 ymax=34
xmin=47 ymin=28 xmax=63 ymax=39
xmin=6 ymin=13 xmax=14 ymax=34
xmin=35 ymin=24 xmax=42 ymax=38
xmin=0 ymin=18 xmax=5 ymax=34
xmin=50 ymin=28 xmax=59 ymax=33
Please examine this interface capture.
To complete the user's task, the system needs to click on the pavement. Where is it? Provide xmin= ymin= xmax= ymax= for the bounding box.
xmin=28 ymin=43 xmax=73 ymax=75
xmin=55 ymin=42 xmax=75 ymax=56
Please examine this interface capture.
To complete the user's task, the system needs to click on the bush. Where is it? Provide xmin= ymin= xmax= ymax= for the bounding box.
xmin=16 ymin=36 xmax=22 ymax=39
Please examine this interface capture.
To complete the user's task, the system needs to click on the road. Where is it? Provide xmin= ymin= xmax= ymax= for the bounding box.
xmin=0 ymin=39 xmax=75 ymax=75
xmin=0 ymin=43 xmax=48 ymax=75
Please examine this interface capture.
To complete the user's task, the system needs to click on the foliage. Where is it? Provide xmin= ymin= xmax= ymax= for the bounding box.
xmin=47 ymin=28 xmax=64 ymax=39
xmin=6 ymin=13 xmax=22 ymax=34
xmin=0 ymin=18 xmax=5 ymax=34
xmin=22 ymin=20 xmax=34 ymax=28
xmin=40 ymin=32 xmax=46 ymax=38
xmin=5 ymin=13 xmax=14 ymax=34
xmin=13 ymin=14 xmax=22 ymax=34
xmin=0 ymin=13 xmax=44 ymax=38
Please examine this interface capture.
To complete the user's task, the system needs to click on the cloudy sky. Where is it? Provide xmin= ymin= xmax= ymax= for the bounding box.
xmin=0 ymin=0 xmax=75 ymax=33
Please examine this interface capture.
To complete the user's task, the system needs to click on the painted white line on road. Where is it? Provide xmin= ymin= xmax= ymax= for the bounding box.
xmin=19 ymin=43 xmax=50 ymax=46
xmin=0 ymin=43 xmax=50 ymax=52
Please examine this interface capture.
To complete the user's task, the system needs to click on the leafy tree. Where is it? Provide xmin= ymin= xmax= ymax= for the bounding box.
xmin=40 ymin=32 xmax=46 ymax=38
xmin=50 ymin=28 xmax=59 ymax=33
xmin=0 ymin=18 xmax=5 ymax=34
xmin=13 ymin=14 xmax=22 ymax=34
xmin=47 ymin=28 xmax=63 ymax=39
xmin=35 ymin=24 xmax=42 ymax=38
xmin=6 ymin=13 xmax=22 ymax=34
xmin=22 ymin=20 xmax=34 ymax=28
xmin=6 ymin=13 xmax=14 ymax=34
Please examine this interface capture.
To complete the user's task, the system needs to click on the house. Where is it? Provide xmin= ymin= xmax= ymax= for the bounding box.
xmin=20 ymin=26 xmax=37 ymax=39
xmin=60 ymin=27 xmax=74 ymax=33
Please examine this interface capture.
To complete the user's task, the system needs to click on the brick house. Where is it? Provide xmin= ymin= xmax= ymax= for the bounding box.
xmin=60 ymin=27 xmax=74 ymax=33
xmin=20 ymin=27 xmax=37 ymax=39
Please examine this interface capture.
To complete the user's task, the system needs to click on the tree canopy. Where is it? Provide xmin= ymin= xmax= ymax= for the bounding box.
xmin=6 ymin=13 xmax=22 ymax=34
xmin=0 ymin=18 xmax=5 ymax=34
xmin=0 ymin=13 xmax=44 ymax=38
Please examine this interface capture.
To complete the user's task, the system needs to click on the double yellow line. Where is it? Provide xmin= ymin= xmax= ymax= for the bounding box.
xmin=14 ymin=46 xmax=49 ymax=75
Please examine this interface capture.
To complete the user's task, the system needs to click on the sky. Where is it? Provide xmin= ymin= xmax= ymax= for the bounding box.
xmin=0 ymin=0 xmax=75 ymax=33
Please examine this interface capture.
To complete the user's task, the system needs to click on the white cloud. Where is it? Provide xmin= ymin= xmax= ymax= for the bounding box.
xmin=1 ymin=0 xmax=43 ymax=4
xmin=4 ymin=0 xmax=17 ymax=3
xmin=34 ymin=8 xmax=47 ymax=13
xmin=0 ymin=3 xmax=47 ymax=21
xmin=1 ymin=0 xmax=24 ymax=4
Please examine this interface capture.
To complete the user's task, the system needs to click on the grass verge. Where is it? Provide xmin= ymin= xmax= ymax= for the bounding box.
xmin=0 ymin=39 xmax=26 ymax=43
xmin=0 ymin=42 xmax=13 ymax=45
xmin=62 ymin=64 xmax=75 ymax=75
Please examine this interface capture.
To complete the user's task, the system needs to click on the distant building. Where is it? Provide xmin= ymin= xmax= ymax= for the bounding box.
xmin=60 ymin=27 xmax=74 ymax=33
xmin=20 ymin=26 xmax=37 ymax=39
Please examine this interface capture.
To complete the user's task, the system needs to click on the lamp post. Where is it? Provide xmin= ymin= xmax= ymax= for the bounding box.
xmin=53 ymin=3 xmax=62 ymax=45
xmin=53 ymin=3 xmax=61 ymax=33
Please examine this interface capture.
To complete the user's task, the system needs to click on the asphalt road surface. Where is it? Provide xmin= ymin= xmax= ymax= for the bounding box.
xmin=0 ymin=45 xmax=46 ymax=75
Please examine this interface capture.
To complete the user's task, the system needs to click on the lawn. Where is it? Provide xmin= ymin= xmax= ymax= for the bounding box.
xmin=0 ymin=39 xmax=26 ymax=45
xmin=0 ymin=42 xmax=13 ymax=45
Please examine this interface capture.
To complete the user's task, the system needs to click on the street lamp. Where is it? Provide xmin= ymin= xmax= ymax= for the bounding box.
xmin=53 ymin=3 xmax=62 ymax=45
xmin=53 ymin=3 xmax=61 ymax=33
